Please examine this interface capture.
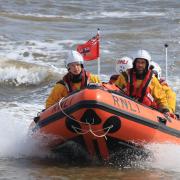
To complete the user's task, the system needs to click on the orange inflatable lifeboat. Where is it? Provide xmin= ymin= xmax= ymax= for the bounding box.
xmin=29 ymin=83 xmax=180 ymax=161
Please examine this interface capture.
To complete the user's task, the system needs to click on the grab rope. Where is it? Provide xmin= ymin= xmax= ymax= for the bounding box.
xmin=71 ymin=124 xmax=113 ymax=140
xmin=59 ymin=97 xmax=90 ymax=125
xmin=58 ymin=97 xmax=113 ymax=139
xmin=88 ymin=124 xmax=113 ymax=140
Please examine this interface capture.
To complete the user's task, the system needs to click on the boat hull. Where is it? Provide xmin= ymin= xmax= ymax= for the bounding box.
xmin=30 ymin=85 xmax=180 ymax=161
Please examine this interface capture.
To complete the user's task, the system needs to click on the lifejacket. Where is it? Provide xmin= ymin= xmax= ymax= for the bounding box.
xmin=57 ymin=69 xmax=90 ymax=93
xmin=126 ymin=69 xmax=157 ymax=108
xmin=102 ymin=82 xmax=120 ymax=91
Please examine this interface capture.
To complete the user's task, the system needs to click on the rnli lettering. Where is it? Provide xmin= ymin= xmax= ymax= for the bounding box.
xmin=51 ymin=97 xmax=73 ymax=113
xmin=61 ymin=97 xmax=73 ymax=109
xmin=52 ymin=103 xmax=60 ymax=113
xmin=128 ymin=101 xmax=136 ymax=112
xmin=120 ymin=98 xmax=128 ymax=109
xmin=117 ymin=59 xmax=128 ymax=64
xmin=112 ymin=95 xmax=140 ymax=113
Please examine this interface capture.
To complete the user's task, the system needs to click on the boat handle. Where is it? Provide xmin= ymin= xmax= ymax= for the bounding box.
xmin=157 ymin=116 xmax=167 ymax=125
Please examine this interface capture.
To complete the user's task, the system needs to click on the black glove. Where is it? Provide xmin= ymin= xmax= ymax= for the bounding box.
xmin=161 ymin=108 xmax=169 ymax=114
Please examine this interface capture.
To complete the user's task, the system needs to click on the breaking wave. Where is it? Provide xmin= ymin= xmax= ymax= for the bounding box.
xmin=0 ymin=59 xmax=65 ymax=86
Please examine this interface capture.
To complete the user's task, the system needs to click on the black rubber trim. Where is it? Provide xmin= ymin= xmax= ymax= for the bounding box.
xmin=33 ymin=100 xmax=180 ymax=138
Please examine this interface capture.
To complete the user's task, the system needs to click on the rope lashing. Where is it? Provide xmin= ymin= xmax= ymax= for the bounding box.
xmin=58 ymin=97 xmax=113 ymax=139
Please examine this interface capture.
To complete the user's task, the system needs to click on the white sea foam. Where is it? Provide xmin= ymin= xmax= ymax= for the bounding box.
xmin=100 ymin=11 xmax=165 ymax=18
xmin=144 ymin=143 xmax=180 ymax=173
xmin=0 ymin=38 xmax=73 ymax=86
xmin=62 ymin=11 xmax=166 ymax=20
xmin=0 ymin=40 xmax=63 ymax=62
xmin=0 ymin=66 xmax=48 ymax=86
xmin=0 ymin=102 xmax=179 ymax=171
xmin=0 ymin=39 xmax=79 ymax=65
xmin=3 ymin=10 xmax=162 ymax=21
xmin=0 ymin=12 xmax=63 ymax=21
xmin=4 ymin=10 xmax=164 ymax=20
xmin=0 ymin=59 xmax=66 ymax=86
xmin=0 ymin=102 xmax=50 ymax=158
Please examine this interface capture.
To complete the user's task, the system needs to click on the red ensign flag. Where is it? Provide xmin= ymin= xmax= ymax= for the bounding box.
xmin=77 ymin=34 xmax=99 ymax=61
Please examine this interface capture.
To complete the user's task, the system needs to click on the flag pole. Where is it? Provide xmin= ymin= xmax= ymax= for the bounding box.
xmin=97 ymin=28 xmax=100 ymax=76
xmin=164 ymin=43 xmax=168 ymax=81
